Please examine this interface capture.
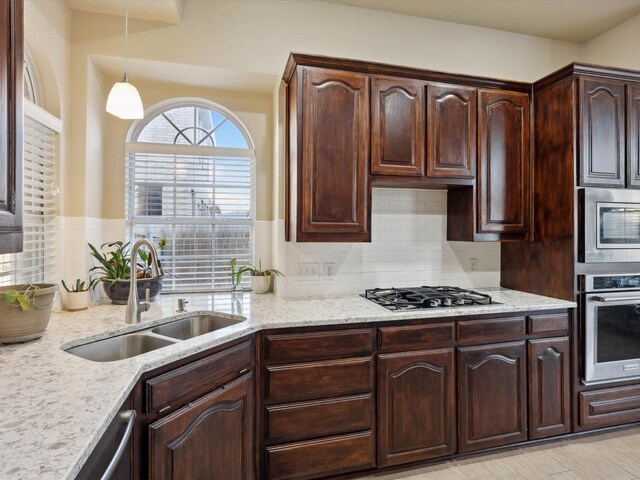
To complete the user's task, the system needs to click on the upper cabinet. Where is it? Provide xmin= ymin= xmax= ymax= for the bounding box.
xmin=287 ymin=65 xmax=371 ymax=242
xmin=371 ymin=76 xmax=425 ymax=177
xmin=578 ymin=78 xmax=626 ymax=187
xmin=0 ymin=0 xmax=23 ymax=253
xmin=427 ymin=84 xmax=477 ymax=179
xmin=283 ymin=54 xmax=531 ymax=243
xmin=477 ymin=89 xmax=531 ymax=236
xmin=627 ymin=84 xmax=640 ymax=188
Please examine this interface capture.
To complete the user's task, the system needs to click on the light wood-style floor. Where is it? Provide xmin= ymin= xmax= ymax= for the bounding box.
xmin=359 ymin=427 xmax=640 ymax=480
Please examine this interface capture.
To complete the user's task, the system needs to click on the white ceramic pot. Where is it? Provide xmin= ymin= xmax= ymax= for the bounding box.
xmin=65 ymin=290 xmax=90 ymax=311
xmin=251 ymin=274 xmax=272 ymax=294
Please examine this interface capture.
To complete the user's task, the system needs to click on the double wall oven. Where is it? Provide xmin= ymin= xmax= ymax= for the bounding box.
xmin=579 ymin=189 xmax=640 ymax=383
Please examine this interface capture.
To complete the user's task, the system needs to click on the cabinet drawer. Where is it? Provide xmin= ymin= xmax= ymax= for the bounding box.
xmin=266 ymin=394 xmax=373 ymax=444
xmin=528 ymin=313 xmax=569 ymax=336
xmin=146 ymin=341 xmax=253 ymax=412
xmin=265 ymin=431 xmax=375 ymax=480
xmin=457 ymin=316 xmax=525 ymax=343
xmin=378 ymin=323 xmax=454 ymax=352
xmin=265 ymin=357 xmax=374 ymax=404
xmin=264 ymin=329 xmax=374 ymax=363
xmin=579 ymin=385 xmax=640 ymax=429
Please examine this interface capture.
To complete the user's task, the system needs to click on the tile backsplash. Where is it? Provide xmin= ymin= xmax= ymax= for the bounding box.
xmin=273 ymin=188 xmax=500 ymax=297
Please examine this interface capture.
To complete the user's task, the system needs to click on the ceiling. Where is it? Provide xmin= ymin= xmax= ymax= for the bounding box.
xmin=66 ymin=0 xmax=184 ymax=24
xmin=316 ymin=0 xmax=640 ymax=43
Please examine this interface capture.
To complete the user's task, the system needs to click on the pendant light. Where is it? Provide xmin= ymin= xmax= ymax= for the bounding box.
xmin=106 ymin=0 xmax=143 ymax=119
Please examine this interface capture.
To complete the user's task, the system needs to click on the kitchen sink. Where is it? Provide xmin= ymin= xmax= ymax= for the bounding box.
xmin=65 ymin=333 xmax=178 ymax=362
xmin=151 ymin=314 xmax=244 ymax=340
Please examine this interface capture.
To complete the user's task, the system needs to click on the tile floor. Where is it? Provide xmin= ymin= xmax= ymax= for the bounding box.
xmin=359 ymin=427 xmax=640 ymax=480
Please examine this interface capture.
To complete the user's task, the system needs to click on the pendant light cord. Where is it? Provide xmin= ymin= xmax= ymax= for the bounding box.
xmin=124 ymin=0 xmax=129 ymax=82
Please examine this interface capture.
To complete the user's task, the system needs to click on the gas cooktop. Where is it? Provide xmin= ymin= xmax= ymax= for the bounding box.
xmin=361 ymin=286 xmax=494 ymax=311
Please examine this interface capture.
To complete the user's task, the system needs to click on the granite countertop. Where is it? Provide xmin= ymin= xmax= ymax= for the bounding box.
xmin=0 ymin=288 xmax=575 ymax=480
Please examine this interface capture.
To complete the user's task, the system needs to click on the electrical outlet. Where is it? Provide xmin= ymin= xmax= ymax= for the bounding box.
xmin=323 ymin=262 xmax=337 ymax=278
xmin=295 ymin=262 xmax=320 ymax=279
xmin=469 ymin=258 xmax=478 ymax=272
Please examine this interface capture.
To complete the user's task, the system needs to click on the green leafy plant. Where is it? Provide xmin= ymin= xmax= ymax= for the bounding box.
xmin=1 ymin=284 xmax=51 ymax=312
xmin=88 ymin=238 xmax=167 ymax=289
xmin=230 ymin=258 xmax=284 ymax=290
xmin=61 ymin=278 xmax=96 ymax=293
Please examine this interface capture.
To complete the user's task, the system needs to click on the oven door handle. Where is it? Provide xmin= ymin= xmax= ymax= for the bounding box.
xmin=590 ymin=295 xmax=640 ymax=303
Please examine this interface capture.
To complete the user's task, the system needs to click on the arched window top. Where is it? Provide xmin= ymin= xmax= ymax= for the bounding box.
xmin=129 ymin=99 xmax=253 ymax=150
xmin=24 ymin=48 xmax=41 ymax=105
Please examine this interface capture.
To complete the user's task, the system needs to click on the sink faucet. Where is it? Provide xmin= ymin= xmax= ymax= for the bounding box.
xmin=125 ymin=239 xmax=162 ymax=324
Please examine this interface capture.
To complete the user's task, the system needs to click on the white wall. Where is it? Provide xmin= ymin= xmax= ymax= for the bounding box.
xmin=584 ymin=13 xmax=640 ymax=69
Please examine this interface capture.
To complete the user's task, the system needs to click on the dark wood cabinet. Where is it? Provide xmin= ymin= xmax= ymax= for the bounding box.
xmin=457 ymin=341 xmax=527 ymax=452
xmin=0 ymin=0 xmax=23 ymax=253
xmin=288 ymin=65 xmax=370 ymax=242
xmin=149 ymin=374 xmax=254 ymax=480
xmin=371 ymin=76 xmax=425 ymax=176
xmin=477 ymin=89 xmax=530 ymax=236
xmin=578 ymin=78 xmax=626 ymax=187
xmin=426 ymin=83 xmax=476 ymax=179
xmin=528 ymin=337 xmax=571 ymax=439
xmin=627 ymin=83 xmax=640 ymax=188
xmin=377 ymin=349 xmax=455 ymax=467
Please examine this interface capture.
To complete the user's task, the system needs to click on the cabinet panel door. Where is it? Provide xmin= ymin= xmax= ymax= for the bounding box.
xmin=427 ymin=83 xmax=477 ymax=178
xmin=0 ymin=0 xmax=23 ymax=253
xmin=371 ymin=76 xmax=425 ymax=176
xmin=528 ymin=337 xmax=571 ymax=439
xmin=299 ymin=66 xmax=370 ymax=241
xmin=378 ymin=349 xmax=455 ymax=467
xmin=477 ymin=89 xmax=530 ymax=236
xmin=149 ymin=375 xmax=254 ymax=480
xmin=579 ymin=78 xmax=625 ymax=187
xmin=458 ymin=342 xmax=527 ymax=452
xmin=627 ymin=84 xmax=640 ymax=188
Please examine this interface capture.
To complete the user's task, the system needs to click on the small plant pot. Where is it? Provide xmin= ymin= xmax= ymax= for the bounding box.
xmin=0 ymin=283 xmax=57 ymax=344
xmin=65 ymin=291 xmax=90 ymax=311
xmin=251 ymin=274 xmax=272 ymax=294
xmin=102 ymin=276 xmax=164 ymax=305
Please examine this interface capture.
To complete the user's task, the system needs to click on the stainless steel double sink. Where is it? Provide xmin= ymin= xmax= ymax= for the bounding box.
xmin=65 ymin=314 xmax=245 ymax=362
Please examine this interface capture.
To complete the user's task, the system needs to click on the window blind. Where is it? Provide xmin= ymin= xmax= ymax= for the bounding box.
xmin=0 ymin=107 xmax=58 ymax=286
xmin=126 ymin=151 xmax=254 ymax=292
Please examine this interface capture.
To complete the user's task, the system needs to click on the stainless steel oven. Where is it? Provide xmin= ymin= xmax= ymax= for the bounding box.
xmin=583 ymin=274 xmax=640 ymax=383
xmin=580 ymin=188 xmax=640 ymax=263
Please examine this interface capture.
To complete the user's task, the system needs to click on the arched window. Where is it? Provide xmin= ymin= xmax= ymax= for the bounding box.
xmin=126 ymin=99 xmax=255 ymax=292
xmin=24 ymin=49 xmax=40 ymax=105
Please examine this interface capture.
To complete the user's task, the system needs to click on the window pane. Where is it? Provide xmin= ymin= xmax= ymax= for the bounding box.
xmin=214 ymin=120 xmax=249 ymax=148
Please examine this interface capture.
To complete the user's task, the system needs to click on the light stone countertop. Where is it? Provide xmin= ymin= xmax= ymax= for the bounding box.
xmin=0 ymin=288 xmax=575 ymax=480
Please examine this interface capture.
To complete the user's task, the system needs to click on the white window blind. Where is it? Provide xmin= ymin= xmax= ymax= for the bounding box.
xmin=126 ymin=102 xmax=255 ymax=292
xmin=0 ymin=103 xmax=59 ymax=286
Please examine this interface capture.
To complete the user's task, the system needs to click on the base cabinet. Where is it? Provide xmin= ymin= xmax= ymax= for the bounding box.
xmin=457 ymin=342 xmax=528 ymax=452
xmin=148 ymin=374 xmax=254 ymax=480
xmin=528 ymin=337 xmax=571 ymax=439
xmin=377 ymin=349 xmax=455 ymax=467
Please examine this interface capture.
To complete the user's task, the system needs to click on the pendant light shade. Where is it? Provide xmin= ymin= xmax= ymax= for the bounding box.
xmin=106 ymin=0 xmax=143 ymax=119
xmin=106 ymin=74 xmax=144 ymax=119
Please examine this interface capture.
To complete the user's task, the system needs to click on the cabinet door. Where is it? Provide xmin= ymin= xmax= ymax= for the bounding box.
xmin=427 ymin=83 xmax=477 ymax=178
xmin=299 ymin=67 xmax=370 ymax=242
xmin=378 ymin=349 xmax=455 ymax=467
xmin=627 ymin=84 xmax=640 ymax=188
xmin=528 ymin=337 xmax=571 ymax=439
xmin=371 ymin=76 xmax=424 ymax=176
xmin=579 ymin=78 xmax=625 ymax=187
xmin=0 ymin=0 xmax=23 ymax=253
xmin=457 ymin=342 xmax=527 ymax=452
xmin=149 ymin=374 xmax=254 ymax=480
xmin=477 ymin=89 xmax=530 ymax=236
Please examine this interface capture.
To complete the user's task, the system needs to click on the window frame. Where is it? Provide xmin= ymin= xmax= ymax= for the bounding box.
xmin=125 ymin=98 xmax=257 ymax=292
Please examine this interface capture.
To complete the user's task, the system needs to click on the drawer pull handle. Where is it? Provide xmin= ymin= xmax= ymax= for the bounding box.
xmin=158 ymin=405 xmax=171 ymax=414
xmin=238 ymin=368 xmax=249 ymax=375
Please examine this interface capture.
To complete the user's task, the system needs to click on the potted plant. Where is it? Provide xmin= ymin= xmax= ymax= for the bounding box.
xmin=89 ymin=240 xmax=165 ymax=305
xmin=61 ymin=278 xmax=95 ymax=311
xmin=0 ymin=283 xmax=58 ymax=343
xmin=231 ymin=259 xmax=284 ymax=294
